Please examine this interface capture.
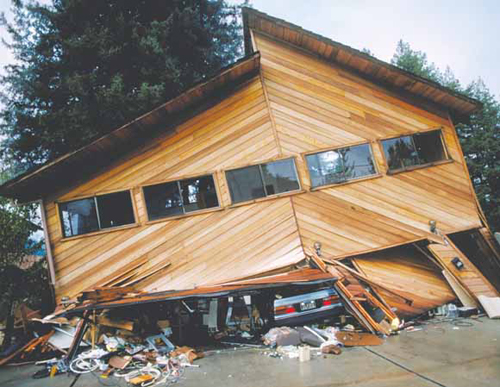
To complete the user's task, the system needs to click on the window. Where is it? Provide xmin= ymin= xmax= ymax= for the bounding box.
xmin=96 ymin=191 xmax=136 ymax=229
xmin=306 ymin=143 xmax=377 ymax=188
xmin=226 ymin=158 xmax=300 ymax=204
xmin=143 ymin=175 xmax=219 ymax=221
xmin=382 ymin=130 xmax=447 ymax=172
xmin=59 ymin=191 xmax=135 ymax=238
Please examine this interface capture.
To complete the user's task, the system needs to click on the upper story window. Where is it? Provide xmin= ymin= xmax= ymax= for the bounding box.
xmin=226 ymin=158 xmax=300 ymax=204
xmin=59 ymin=191 xmax=135 ymax=238
xmin=381 ymin=130 xmax=447 ymax=172
xmin=306 ymin=143 xmax=377 ymax=188
xmin=143 ymin=175 xmax=219 ymax=221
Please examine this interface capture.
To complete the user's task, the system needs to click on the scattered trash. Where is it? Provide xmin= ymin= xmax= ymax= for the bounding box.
xmin=321 ymin=344 xmax=342 ymax=355
xmin=263 ymin=327 xmax=301 ymax=347
xmin=0 ymin=264 xmax=488 ymax=386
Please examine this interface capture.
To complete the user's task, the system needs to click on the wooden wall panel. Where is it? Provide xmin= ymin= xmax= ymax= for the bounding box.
xmin=254 ymin=32 xmax=482 ymax=252
xmin=352 ymin=246 xmax=457 ymax=317
xmin=292 ymin=191 xmax=425 ymax=258
xmin=57 ymin=78 xmax=273 ymax=201
xmin=428 ymin=240 xmax=499 ymax=299
xmin=53 ymin=198 xmax=304 ymax=299
xmin=43 ymin=30 xmax=485 ymax=301
xmin=45 ymin=78 xmax=307 ymax=300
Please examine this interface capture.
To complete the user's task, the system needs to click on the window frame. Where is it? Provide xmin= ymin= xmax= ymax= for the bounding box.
xmin=303 ymin=141 xmax=380 ymax=190
xmin=57 ymin=189 xmax=138 ymax=240
xmin=224 ymin=157 xmax=303 ymax=206
xmin=141 ymin=172 xmax=222 ymax=223
xmin=379 ymin=128 xmax=452 ymax=174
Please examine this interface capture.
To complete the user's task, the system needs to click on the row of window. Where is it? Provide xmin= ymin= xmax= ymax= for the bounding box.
xmin=59 ymin=130 xmax=448 ymax=238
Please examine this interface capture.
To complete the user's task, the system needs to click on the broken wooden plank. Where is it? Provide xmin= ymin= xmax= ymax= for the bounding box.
xmin=335 ymin=280 xmax=390 ymax=334
xmin=0 ymin=337 xmax=39 ymax=366
xmin=478 ymin=295 xmax=500 ymax=318
xmin=334 ymin=281 xmax=376 ymax=334
xmin=442 ymin=270 xmax=477 ymax=308
xmin=120 ymin=261 xmax=172 ymax=287
xmin=336 ymin=332 xmax=384 ymax=346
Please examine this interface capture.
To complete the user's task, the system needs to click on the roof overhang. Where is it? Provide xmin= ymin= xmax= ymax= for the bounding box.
xmin=1 ymin=9 xmax=482 ymax=203
xmin=0 ymin=53 xmax=261 ymax=202
xmin=242 ymin=7 xmax=481 ymax=121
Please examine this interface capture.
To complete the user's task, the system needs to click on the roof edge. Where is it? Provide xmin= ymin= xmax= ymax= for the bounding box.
xmin=241 ymin=7 xmax=482 ymax=116
xmin=0 ymin=52 xmax=261 ymax=201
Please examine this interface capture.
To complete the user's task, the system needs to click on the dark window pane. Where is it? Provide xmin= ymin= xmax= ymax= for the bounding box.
xmin=180 ymin=175 xmax=219 ymax=213
xmin=261 ymin=159 xmax=300 ymax=195
xmin=382 ymin=135 xmax=420 ymax=171
xmin=414 ymin=130 xmax=446 ymax=163
xmin=342 ymin=144 xmax=376 ymax=179
xmin=226 ymin=165 xmax=266 ymax=204
xmin=306 ymin=150 xmax=345 ymax=187
xmin=96 ymin=191 xmax=135 ymax=229
xmin=143 ymin=181 xmax=183 ymax=220
xmin=60 ymin=198 xmax=99 ymax=237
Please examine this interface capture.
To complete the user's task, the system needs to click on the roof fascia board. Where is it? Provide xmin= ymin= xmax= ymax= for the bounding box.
xmin=241 ymin=7 xmax=481 ymax=117
xmin=251 ymin=29 xmax=450 ymax=120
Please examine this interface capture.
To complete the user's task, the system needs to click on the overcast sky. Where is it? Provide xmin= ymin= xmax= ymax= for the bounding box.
xmin=0 ymin=0 xmax=498 ymax=98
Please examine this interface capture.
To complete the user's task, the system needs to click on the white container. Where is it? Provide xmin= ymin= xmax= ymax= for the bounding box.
xmin=299 ymin=346 xmax=311 ymax=362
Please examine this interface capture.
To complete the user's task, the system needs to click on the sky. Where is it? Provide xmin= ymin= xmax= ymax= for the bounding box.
xmin=0 ymin=0 xmax=498 ymax=97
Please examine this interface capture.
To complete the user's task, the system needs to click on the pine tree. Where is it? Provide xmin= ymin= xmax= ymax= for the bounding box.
xmin=391 ymin=40 xmax=500 ymax=231
xmin=0 ymin=0 xmax=244 ymax=171
xmin=459 ymin=80 xmax=500 ymax=232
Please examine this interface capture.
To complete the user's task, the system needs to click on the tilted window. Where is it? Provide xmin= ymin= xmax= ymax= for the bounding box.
xmin=226 ymin=158 xmax=300 ymax=204
xmin=143 ymin=175 xmax=219 ymax=221
xmin=59 ymin=191 xmax=135 ymax=238
xmin=306 ymin=143 xmax=377 ymax=188
xmin=381 ymin=130 xmax=447 ymax=172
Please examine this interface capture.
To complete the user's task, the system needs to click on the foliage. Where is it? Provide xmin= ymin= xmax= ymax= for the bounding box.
xmin=0 ymin=0 xmax=244 ymax=171
xmin=391 ymin=40 xmax=500 ymax=231
xmin=361 ymin=47 xmax=374 ymax=57
xmin=0 ymin=191 xmax=49 ymax=315
xmin=459 ymin=80 xmax=500 ymax=232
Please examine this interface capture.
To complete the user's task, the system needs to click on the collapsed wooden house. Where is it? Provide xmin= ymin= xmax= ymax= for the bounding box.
xmin=1 ymin=8 xmax=500 ymax=322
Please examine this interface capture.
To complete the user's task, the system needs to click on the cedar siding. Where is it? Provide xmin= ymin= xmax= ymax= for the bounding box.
xmin=1 ymin=9 xmax=491 ymax=303
xmin=41 ymin=32 xmax=481 ymax=301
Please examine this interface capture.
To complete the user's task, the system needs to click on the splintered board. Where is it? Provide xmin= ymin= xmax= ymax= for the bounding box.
xmin=352 ymin=245 xmax=456 ymax=317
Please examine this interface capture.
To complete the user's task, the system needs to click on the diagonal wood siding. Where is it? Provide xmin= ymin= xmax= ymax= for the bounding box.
xmin=253 ymin=32 xmax=481 ymax=256
xmin=45 ymin=78 xmax=306 ymax=299
xmin=352 ymin=246 xmax=457 ymax=317
xmin=428 ymin=240 xmax=499 ymax=299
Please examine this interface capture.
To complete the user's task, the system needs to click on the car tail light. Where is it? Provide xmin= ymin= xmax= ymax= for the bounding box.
xmin=275 ymin=305 xmax=296 ymax=315
xmin=322 ymin=295 xmax=338 ymax=306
